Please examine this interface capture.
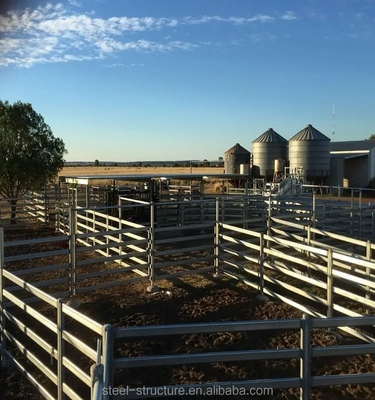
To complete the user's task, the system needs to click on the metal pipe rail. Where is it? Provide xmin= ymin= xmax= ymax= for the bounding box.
xmin=0 ymin=268 xmax=106 ymax=400
xmin=111 ymin=315 xmax=375 ymax=400
xmin=218 ymin=221 xmax=375 ymax=343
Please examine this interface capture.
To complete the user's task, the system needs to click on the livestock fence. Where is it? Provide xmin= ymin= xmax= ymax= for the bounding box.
xmin=56 ymin=192 xmax=375 ymax=241
xmin=0 ymin=228 xmax=109 ymax=400
xmin=0 ymin=192 xmax=50 ymax=227
xmin=2 ymin=181 xmax=375 ymax=238
xmin=2 ymin=197 xmax=375 ymax=399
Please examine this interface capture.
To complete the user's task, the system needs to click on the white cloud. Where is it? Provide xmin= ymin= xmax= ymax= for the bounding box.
xmin=68 ymin=0 xmax=82 ymax=7
xmin=183 ymin=14 xmax=275 ymax=25
xmin=102 ymin=62 xmax=144 ymax=68
xmin=248 ymin=14 xmax=275 ymax=23
xmin=280 ymin=11 xmax=297 ymax=21
xmin=0 ymin=3 xmax=298 ymax=68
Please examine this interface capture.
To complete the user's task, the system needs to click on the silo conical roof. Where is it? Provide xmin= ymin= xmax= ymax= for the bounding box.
xmin=224 ymin=143 xmax=251 ymax=154
xmin=290 ymin=124 xmax=330 ymax=141
xmin=252 ymin=128 xmax=287 ymax=143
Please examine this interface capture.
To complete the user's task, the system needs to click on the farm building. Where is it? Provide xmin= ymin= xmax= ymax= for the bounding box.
xmin=241 ymin=124 xmax=375 ymax=188
xmin=329 ymin=140 xmax=375 ymax=188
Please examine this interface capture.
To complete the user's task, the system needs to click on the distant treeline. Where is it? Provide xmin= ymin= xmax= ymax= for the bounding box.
xmin=65 ymin=160 xmax=224 ymax=167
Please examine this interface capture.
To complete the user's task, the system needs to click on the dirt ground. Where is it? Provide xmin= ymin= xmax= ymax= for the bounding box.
xmin=1 ymin=226 xmax=375 ymax=400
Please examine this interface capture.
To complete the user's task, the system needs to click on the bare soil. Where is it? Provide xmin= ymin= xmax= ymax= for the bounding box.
xmin=1 ymin=226 xmax=375 ymax=400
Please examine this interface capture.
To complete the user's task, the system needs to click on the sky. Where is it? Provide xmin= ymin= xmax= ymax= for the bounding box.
xmin=1 ymin=0 xmax=375 ymax=162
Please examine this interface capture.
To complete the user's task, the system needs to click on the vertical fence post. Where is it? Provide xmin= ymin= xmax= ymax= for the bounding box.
xmin=91 ymin=339 xmax=103 ymax=400
xmin=327 ymin=249 xmax=333 ymax=322
xmin=118 ymin=206 xmax=123 ymax=267
xmin=85 ymin=185 xmax=90 ymax=209
xmin=69 ymin=208 xmax=77 ymax=298
xmin=85 ymin=186 xmax=90 ymax=239
xmin=44 ymin=187 xmax=49 ymax=225
xmin=106 ymin=214 xmax=109 ymax=257
xmin=214 ymin=198 xmax=220 ymax=278
xmin=312 ymin=193 xmax=316 ymax=242
xmin=300 ymin=314 xmax=311 ymax=400
xmin=102 ymin=324 xmax=113 ymax=400
xmin=242 ymin=195 xmax=247 ymax=229
xmin=259 ymin=233 xmax=265 ymax=298
xmin=91 ymin=363 xmax=104 ymax=400
xmin=359 ymin=190 xmax=362 ymax=239
xmin=57 ymin=298 xmax=65 ymax=400
xmin=147 ymin=203 xmax=157 ymax=292
xmin=0 ymin=227 xmax=6 ymax=369
xmin=350 ymin=190 xmax=354 ymax=236
xmin=221 ymin=196 xmax=225 ymax=223
xmin=306 ymin=225 xmax=311 ymax=260
xmin=267 ymin=195 xmax=272 ymax=248
xmin=55 ymin=190 xmax=60 ymax=233
xmin=200 ymin=181 xmax=204 ymax=226
xmin=372 ymin=211 xmax=375 ymax=243
xmin=366 ymin=241 xmax=372 ymax=315
xmin=180 ymin=200 xmax=185 ymax=226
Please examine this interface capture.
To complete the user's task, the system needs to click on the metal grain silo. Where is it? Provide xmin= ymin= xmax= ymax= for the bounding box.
xmin=288 ymin=124 xmax=331 ymax=183
xmin=224 ymin=143 xmax=251 ymax=174
xmin=252 ymin=128 xmax=288 ymax=181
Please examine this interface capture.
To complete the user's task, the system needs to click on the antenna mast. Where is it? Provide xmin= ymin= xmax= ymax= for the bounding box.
xmin=332 ymin=102 xmax=335 ymax=135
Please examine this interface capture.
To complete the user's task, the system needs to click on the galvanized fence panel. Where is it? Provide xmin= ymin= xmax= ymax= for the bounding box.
xmin=218 ymin=221 xmax=375 ymax=343
xmin=3 ymin=234 xmax=71 ymax=303
xmin=0 ymin=241 xmax=106 ymax=400
xmin=152 ymin=222 xmax=215 ymax=284
xmin=72 ymin=206 xmax=150 ymax=294
xmin=0 ymin=193 xmax=49 ymax=227
xmin=111 ymin=315 xmax=375 ymax=400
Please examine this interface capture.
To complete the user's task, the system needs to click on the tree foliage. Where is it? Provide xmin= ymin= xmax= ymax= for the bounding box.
xmin=368 ymin=134 xmax=375 ymax=140
xmin=0 ymin=100 xmax=67 ymax=220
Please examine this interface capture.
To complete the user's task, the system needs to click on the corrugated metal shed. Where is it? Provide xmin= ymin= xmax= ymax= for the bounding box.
xmin=224 ymin=143 xmax=251 ymax=154
xmin=331 ymin=140 xmax=375 ymax=152
xmin=289 ymin=124 xmax=330 ymax=142
xmin=252 ymin=128 xmax=288 ymax=143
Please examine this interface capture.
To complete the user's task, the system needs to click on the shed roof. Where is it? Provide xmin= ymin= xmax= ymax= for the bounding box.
xmin=330 ymin=140 xmax=375 ymax=152
xmin=59 ymin=173 xmax=249 ymax=185
xmin=289 ymin=124 xmax=330 ymax=142
xmin=252 ymin=128 xmax=287 ymax=143
xmin=224 ymin=143 xmax=251 ymax=154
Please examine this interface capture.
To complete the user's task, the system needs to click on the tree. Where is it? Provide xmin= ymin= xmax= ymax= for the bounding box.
xmin=0 ymin=100 xmax=67 ymax=223
xmin=94 ymin=159 xmax=100 ymax=166
xmin=368 ymin=134 xmax=375 ymax=140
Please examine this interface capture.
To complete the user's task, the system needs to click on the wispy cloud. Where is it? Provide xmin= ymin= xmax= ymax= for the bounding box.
xmin=102 ymin=62 xmax=144 ymax=68
xmin=280 ymin=11 xmax=297 ymax=21
xmin=0 ymin=3 xmax=299 ymax=68
xmin=68 ymin=0 xmax=82 ymax=7
xmin=183 ymin=14 xmax=275 ymax=25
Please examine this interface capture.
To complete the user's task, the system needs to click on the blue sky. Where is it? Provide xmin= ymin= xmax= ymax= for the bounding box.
xmin=1 ymin=0 xmax=375 ymax=162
